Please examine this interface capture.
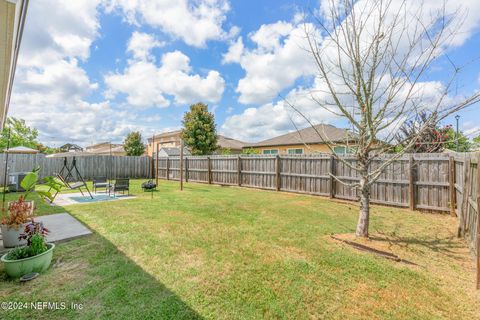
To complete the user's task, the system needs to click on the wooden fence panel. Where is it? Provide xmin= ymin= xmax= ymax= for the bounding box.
xmin=334 ymin=156 xmax=358 ymax=200
xmin=414 ymin=155 xmax=451 ymax=212
xmin=370 ymin=157 xmax=410 ymax=207
xmin=155 ymin=153 xmax=460 ymax=215
xmin=241 ymin=156 xmax=276 ymax=190
xmin=186 ymin=157 xmax=208 ymax=183
xmin=0 ymin=154 xmax=150 ymax=186
xmin=167 ymin=158 xmax=182 ymax=181
xmin=210 ymin=156 xmax=238 ymax=185
xmin=280 ymin=155 xmax=330 ymax=196
xmin=156 ymin=158 xmax=168 ymax=179
xmin=454 ymin=158 xmax=464 ymax=216
xmin=460 ymin=155 xmax=478 ymax=253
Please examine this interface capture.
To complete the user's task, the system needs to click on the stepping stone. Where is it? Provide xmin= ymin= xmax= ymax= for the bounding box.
xmin=0 ymin=213 xmax=92 ymax=254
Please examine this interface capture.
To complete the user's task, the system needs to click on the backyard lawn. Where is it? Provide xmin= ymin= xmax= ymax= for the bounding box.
xmin=0 ymin=180 xmax=479 ymax=319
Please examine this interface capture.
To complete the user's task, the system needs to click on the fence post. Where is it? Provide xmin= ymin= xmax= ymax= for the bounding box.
xmin=449 ymin=156 xmax=457 ymax=217
xmin=166 ymin=158 xmax=170 ymax=180
xmin=276 ymin=155 xmax=281 ymax=191
xmin=207 ymin=156 xmax=212 ymax=184
xmin=155 ymin=156 xmax=158 ymax=185
xmin=185 ymin=157 xmax=189 ymax=183
xmin=476 ymin=153 xmax=480 ymax=289
xmin=459 ymin=157 xmax=471 ymax=237
xmin=237 ymin=156 xmax=242 ymax=186
xmin=329 ymin=155 xmax=335 ymax=198
xmin=409 ymin=155 xmax=416 ymax=211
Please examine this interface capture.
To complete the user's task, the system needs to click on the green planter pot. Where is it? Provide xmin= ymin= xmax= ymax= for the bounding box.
xmin=1 ymin=243 xmax=55 ymax=278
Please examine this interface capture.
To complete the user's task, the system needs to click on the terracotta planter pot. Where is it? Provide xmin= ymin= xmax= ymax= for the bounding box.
xmin=1 ymin=243 xmax=55 ymax=278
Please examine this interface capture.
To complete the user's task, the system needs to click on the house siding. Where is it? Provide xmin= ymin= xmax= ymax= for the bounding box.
xmin=248 ymin=143 xmax=338 ymax=155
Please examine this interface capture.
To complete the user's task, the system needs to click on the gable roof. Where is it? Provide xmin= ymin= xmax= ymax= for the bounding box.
xmin=245 ymin=124 xmax=356 ymax=148
xmin=88 ymin=145 xmax=125 ymax=154
xmin=217 ymin=135 xmax=247 ymax=150
xmin=60 ymin=143 xmax=83 ymax=150
xmin=147 ymin=130 xmax=247 ymax=150
xmin=5 ymin=146 xmax=39 ymax=154
xmin=148 ymin=130 xmax=182 ymax=143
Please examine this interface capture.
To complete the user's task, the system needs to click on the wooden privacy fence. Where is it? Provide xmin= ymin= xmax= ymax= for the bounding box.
xmin=156 ymin=153 xmax=459 ymax=212
xmin=0 ymin=153 xmax=150 ymax=185
xmin=453 ymin=152 xmax=480 ymax=288
xmin=156 ymin=152 xmax=480 ymax=287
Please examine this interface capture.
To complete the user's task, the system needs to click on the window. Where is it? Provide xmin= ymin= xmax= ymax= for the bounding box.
xmin=262 ymin=149 xmax=278 ymax=155
xmin=333 ymin=146 xmax=355 ymax=154
xmin=333 ymin=146 xmax=347 ymax=154
xmin=287 ymin=148 xmax=304 ymax=155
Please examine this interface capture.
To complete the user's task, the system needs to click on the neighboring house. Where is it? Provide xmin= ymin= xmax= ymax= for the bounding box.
xmin=157 ymin=147 xmax=191 ymax=158
xmin=147 ymin=130 xmax=246 ymax=157
xmin=216 ymin=135 xmax=247 ymax=154
xmin=147 ymin=130 xmax=183 ymax=158
xmin=0 ymin=0 xmax=28 ymax=129
xmin=85 ymin=142 xmax=126 ymax=156
xmin=243 ymin=124 xmax=358 ymax=155
xmin=4 ymin=146 xmax=39 ymax=154
xmin=59 ymin=143 xmax=83 ymax=152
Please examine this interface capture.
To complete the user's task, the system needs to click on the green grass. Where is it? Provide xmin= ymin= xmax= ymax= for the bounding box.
xmin=0 ymin=180 xmax=479 ymax=319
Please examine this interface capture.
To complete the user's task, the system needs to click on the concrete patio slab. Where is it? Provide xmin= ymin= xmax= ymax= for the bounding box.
xmin=53 ymin=192 xmax=134 ymax=206
xmin=0 ymin=213 xmax=92 ymax=254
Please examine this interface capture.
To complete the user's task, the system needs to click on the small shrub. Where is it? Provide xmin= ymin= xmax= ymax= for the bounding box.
xmin=1 ymin=196 xmax=33 ymax=229
xmin=5 ymin=246 xmax=31 ymax=260
xmin=6 ymin=221 xmax=50 ymax=260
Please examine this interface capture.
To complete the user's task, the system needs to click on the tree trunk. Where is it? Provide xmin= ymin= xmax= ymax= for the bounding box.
xmin=355 ymin=175 xmax=370 ymax=237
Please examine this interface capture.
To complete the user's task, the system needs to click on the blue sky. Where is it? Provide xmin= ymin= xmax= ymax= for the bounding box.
xmin=9 ymin=0 xmax=480 ymax=147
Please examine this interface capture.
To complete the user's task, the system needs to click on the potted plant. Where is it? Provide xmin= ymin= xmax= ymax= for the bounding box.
xmin=1 ymin=220 xmax=54 ymax=278
xmin=1 ymin=168 xmax=60 ymax=247
xmin=1 ymin=196 xmax=34 ymax=247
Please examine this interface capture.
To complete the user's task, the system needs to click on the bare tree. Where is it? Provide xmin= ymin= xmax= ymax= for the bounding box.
xmin=298 ymin=0 xmax=480 ymax=237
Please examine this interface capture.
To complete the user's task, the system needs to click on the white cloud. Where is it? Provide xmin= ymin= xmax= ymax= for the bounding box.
xmin=222 ymin=37 xmax=244 ymax=64
xmin=221 ymin=0 xmax=480 ymax=141
xmin=105 ymin=0 xmax=234 ymax=47
xmin=105 ymin=33 xmax=225 ymax=108
xmin=223 ymin=21 xmax=317 ymax=105
xmin=19 ymin=0 xmax=101 ymax=67
xmin=461 ymin=121 xmax=480 ymax=138
xmin=9 ymin=0 xmax=147 ymax=145
xmin=127 ymin=31 xmax=165 ymax=61
xmin=221 ymin=77 xmax=455 ymax=142
xmin=221 ymin=84 xmax=338 ymax=141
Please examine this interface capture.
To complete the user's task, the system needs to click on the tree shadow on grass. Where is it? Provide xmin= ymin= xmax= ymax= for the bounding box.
xmin=370 ymin=229 xmax=469 ymax=263
xmin=0 ymin=202 xmax=204 ymax=320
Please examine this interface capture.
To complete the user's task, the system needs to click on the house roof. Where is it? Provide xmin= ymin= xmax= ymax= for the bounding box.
xmin=86 ymin=142 xmax=122 ymax=149
xmin=148 ymin=130 xmax=247 ymax=150
xmin=89 ymin=145 xmax=125 ymax=154
xmin=60 ymin=143 xmax=83 ymax=150
xmin=5 ymin=146 xmax=39 ymax=154
xmin=148 ymin=130 xmax=182 ymax=142
xmin=46 ymin=151 xmax=97 ymax=158
xmin=245 ymin=124 xmax=356 ymax=148
xmin=217 ymin=135 xmax=247 ymax=150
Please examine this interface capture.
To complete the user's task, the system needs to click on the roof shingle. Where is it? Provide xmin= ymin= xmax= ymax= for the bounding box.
xmin=245 ymin=124 xmax=355 ymax=148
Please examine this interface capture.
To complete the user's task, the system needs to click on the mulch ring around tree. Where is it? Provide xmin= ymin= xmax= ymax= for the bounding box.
xmin=330 ymin=233 xmax=418 ymax=266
